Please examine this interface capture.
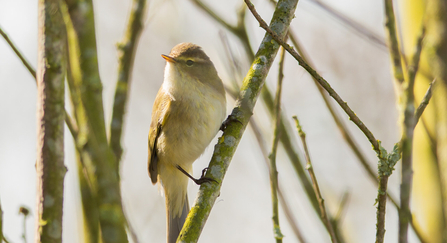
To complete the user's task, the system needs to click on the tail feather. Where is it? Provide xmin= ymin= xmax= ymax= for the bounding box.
xmin=167 ymin=194 xmax=189 ymax=243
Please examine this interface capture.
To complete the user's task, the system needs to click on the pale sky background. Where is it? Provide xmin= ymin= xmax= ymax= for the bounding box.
xmin=0 ymin=0 xmax=419 ymax=242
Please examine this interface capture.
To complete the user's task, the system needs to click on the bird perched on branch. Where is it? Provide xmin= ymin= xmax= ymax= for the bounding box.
xmin=148 ymin=43 xmax=226 ymax=243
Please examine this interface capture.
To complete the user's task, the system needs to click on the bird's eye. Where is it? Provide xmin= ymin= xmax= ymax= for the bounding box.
xmin=186 ymin=60 xmax=194 ymax=66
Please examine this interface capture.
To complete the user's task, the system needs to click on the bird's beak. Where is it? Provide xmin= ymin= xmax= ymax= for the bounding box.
xmin=161 ymin=54 xmax=177 ymax=63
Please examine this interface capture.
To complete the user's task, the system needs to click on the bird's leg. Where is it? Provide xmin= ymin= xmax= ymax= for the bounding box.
xmin=176 ymin=165 xmax=218 ymax=185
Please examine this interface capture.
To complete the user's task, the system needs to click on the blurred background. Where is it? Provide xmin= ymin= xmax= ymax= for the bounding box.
xmin=0 ymin=0 xmax=431 ymax=242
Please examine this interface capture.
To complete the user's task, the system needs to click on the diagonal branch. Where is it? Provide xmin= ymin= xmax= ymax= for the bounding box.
xmin=245 ymin=0 xmax=380 ymax=154
xmin=177 ymin=0 xmax=299 ymax=241
xmin=0 ymin=26 xmax=36 ymax=79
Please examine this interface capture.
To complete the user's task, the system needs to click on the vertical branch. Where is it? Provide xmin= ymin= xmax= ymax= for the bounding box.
xmin=398 ymin=27 xmax=424 ymax=243
xmin=62 ymin=0 xmax=128 ymax=242
xmin=178 ymin=0 xmax=299 ymax=241
xmin=109 ymin=0 xmax=147 ymax=165
xmin=268 ymin=47 xmax=286 ymax=243
xmin=35 ymin=0 xmax=67 ymax=241
xmin=293 ymin=116 xmax=338 ymax=243
xmin=384 ymin=0 xmax=404 ymax=85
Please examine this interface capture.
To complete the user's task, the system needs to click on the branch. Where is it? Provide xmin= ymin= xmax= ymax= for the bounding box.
xmin=293 ymin=116 xmax=338 ymax=243
xmin=35 ymin=1 xmax=67 ymax=241
xmin=226 ymin=85 xmax=307 ymax=242
xmin=245 ymin=0 xmax=380 ymax=155
xmin=178 ymin=0 xmax=299 ymax=241
xmin=308 ymin=0 xmax=387 ymax=50
xmin=384 ymin=0 xmax=404 ymax=85
xmin=268 ymin=47 xmax=286 ymax=243
xmin=415 ymin=80 xmax=435 ymax=125
xmin=109 ymin=0 xmax=147 ymax=165
xmin=0 ymin=26 xmax=78 ymax=139
xmin=0 ymin=26 xmax=36 ymax=79
xmin=192 ymin=0 xmax=321 ymax=216
xmin=62 ymin=0 xmax=128 ymax=242
xmin=190 ymin=0 xmax=254 ymax=61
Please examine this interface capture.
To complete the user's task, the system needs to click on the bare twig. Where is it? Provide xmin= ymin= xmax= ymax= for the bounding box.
xmin=415 ymin=79 xmax=435 ymax=125
xmin=109 ymin=0 xmax=147 ymax=166
xmin=245 ymin=0 xmax=380 ymax=154
xmin=293 ymin=116 xmax=338 ymax=243
xmin=384 ymin=0 xmax=404 ymax=85
xmin=0 ymin=26 xmax=36 ymax=79
xmin=190 ymin=0 xmax=254 ymax=60
xmin=226 ymin=83 xmax=307 ymax=242
xmin=268 ymin=47 xmax=286 ymax=243
xmin=308 ymin=0 xmax=387 ymax=50
xmin=0 ymin=26 xmax=78 ymax=139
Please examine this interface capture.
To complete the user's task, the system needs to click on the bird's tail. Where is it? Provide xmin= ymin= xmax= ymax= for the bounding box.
xmin=167 ymin=193 xmax=189 ymax=243
xmin=162 ymin=166 xmax=190 ymax=243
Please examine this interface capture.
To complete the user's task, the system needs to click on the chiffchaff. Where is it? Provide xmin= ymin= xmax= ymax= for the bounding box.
xmin=148 ymin=43 xmax=226 ymax=243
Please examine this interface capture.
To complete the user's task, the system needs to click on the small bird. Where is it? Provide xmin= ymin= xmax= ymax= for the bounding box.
xmin=148 ymin=43 xmax=226 ymax=243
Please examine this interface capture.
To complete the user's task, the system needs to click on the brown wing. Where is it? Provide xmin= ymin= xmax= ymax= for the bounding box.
xmin=148 ymin=88 xmax=171 ymax=184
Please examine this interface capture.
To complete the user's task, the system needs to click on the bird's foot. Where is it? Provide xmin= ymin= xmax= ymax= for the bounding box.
xmin=176 ymin=165 xmax=218 ymax=185
xmin=220 ymin=114 xmax=243 ymax=131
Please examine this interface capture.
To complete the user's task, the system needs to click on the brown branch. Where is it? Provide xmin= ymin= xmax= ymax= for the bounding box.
xmin=293 ymin=116 xmax=338 ymax=243
xmin=245 ymin=0 xmax=380 ymax=154
xmin=35 ymin=0 xmax=67 ymax=242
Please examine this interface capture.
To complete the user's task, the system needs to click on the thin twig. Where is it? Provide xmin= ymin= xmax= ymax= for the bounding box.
xmin=1 ymin=25 xmax=78 ymax=139
xmin=109 ymin=0 xmax=147 ymax=167
xmin=308 ymin=0 xmax=387 ymax=50
xmin=384 ymin=0 xmax=404 ymax=85
xmin=268 ymin=47 xmax=286 ymax=243
xmin=0 ymin=26 xmax=36 ymax=79
xmin=245 ymin=0 xmax=380 ymax=154
xmin=190 ymin=0 xmax=254 ymax=60
xmin=293 ymin=116 xmax=338 ymax=243
xmin=226 ymin=73 xmax=307 ymax=243
xmin=415 ymin=79 xmax=435 ymax=126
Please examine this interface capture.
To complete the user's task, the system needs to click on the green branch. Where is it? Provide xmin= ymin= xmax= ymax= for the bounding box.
xmin=177 ymin=0 xmax=299 ymax=241
xmin=62 ymin=0 xmax=128 ymax=242
xmin=0 ymin=26 xmax=36 ymax=79
xmin=109 ymin=0 xmax=147 ymax=165
xmin=268 ymin=47 xmax=286 ymax=243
